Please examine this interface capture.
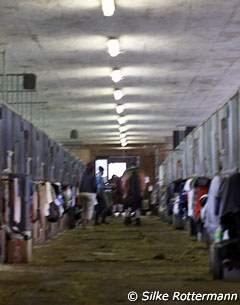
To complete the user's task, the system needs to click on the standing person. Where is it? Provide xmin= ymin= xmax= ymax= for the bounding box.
xmin=79 ymin=162 xmax=97 ymax=229
xmin=95 ymin=166 xmax=109 ymax=225
xmin=109 ymin=174 xmax=123 ymax=216
xmin=122 ymin=163 xmax=146 ymax=226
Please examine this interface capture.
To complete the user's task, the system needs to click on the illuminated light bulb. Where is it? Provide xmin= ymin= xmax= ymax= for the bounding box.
xmin=101 ymin=0 xmax=115 ymax=17
xmin=114 ymin=89 xmax=123 ymax=100
xmin=120 ymin=133 xmax=127 ymax=139
xmin=118 ymin=116 xmax=126 ymax=125
xmin=116 ymin=103 xmax=124 ymax=114
xmin=119 ymin=125 xmax=127 ymax=133
xmin=121 ymin=141 xmax=127 ymax=147
xmin=107 ymin=38 xmax=120 ymax=57
xmin=111 ymin=68 xmax=122 ymax=83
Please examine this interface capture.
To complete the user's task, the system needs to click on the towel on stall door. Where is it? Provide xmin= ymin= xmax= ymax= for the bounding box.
xmin=44 ymin=182 xmax=60 ymax=223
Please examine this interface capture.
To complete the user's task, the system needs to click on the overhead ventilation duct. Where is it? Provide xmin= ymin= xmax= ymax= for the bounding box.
xmin=173 ymin=126 xmax=196 ymax=148
xmin=173 ymin=130 xmax=185 ymax=149
xmin=70 ymin=129 xmax=78 ymax=139
xmin=23 ymin=73 xmax=37 ymax=90
xmin=185 ymin=126 xmax=196 ymax=137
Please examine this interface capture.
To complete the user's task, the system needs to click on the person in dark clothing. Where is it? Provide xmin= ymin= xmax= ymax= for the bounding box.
xmin=121 ymin=164 xmax=146 ymax=226
xmin=95 ymin=166 xmax=109 ymax=225
xmin=79 ymin=162 xmax=97 ymax=229
xmin=109 ymin=174 xmax=123 ymax=216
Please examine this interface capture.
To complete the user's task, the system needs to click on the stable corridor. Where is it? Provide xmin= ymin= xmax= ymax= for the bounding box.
xmin=0 ymin=216 xmax=239 ymax=305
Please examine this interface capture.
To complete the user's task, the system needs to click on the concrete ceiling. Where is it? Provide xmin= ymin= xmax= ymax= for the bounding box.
xmin=0 ymin=0 xmax=240 ymax=148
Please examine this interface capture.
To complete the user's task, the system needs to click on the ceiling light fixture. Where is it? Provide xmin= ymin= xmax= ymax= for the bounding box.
xmin=101 ymin=0 xmax=115 ymax=17
xmin=111 ymin=68 xmax=122 ymax=83
xmin=116 ymin=103 xmax=124 ymax=114
xmin=114 ymin=88 xmax=124 ymax=100
xmin=120 ymin=132 xmax=127 ymax=139
xmin=107 ymin=38 xmax=120 ymax=57
xmin=121 ymin=138 xmax=128 ymax=147
xmin=118 ymin=116 xmax=127 ymax=125
xmin=119 ymin=125 xmax=127 ymax=133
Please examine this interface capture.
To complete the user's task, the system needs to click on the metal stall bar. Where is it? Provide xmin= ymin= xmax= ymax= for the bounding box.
xmin=198 ymin=125 xmax=204 ymax=176
xmin=182 ymin=141 xmax=188 ymax=179
xmin=228 ymin=93 xmax=239 ymax=171
xmin=203 ymin=118 xmax=212 ymax=177
xmin=238 ymin=90 xmax=240 ymax=169
xmin=210 ymin=113 xmax=219 ymax=175
xmin=187 ymin=133 xmax=194 ymax=177
xmin=193 ymin=129 xmax=200 ymax=176
xmin=0 ymin=73 xmax=46 ymax=131
xmin=3 ymin=106 xmax=14 ymax=172
xmin=218 ymin=104 xmax=229 ymax=172
xmin=0 ymin=104 xmax=3 ymax=174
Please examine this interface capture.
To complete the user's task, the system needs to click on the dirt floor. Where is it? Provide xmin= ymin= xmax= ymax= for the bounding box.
xmin=0 ymin=215 xmax=239 ymax=305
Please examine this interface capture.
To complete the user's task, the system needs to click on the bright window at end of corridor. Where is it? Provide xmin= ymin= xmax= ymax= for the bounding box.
xmin=95 ymin=159 xmax=108 ymax=178
xmin=108 ymin=162 xmax=126 ymax=179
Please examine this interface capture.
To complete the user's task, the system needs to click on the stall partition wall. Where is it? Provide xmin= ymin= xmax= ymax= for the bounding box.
xmin=161 ymin=89 xmax=240 ymax=184
xmin=203 ymin=119 xmax=212 ymax=177
xmin=1 ymin=105 xmax=33 ymax=175
xmin=0 ymin=102 xmax=83 ymax=183
xmin=185 ymin=134 xmax=194 ymax=181
xmin=0 ymin=178 xmax=8 ymax=263
xmin=210 ymin=113 xmax=219 ymax=176
xmin=228 ymin=95 xmax=239 ymax=171
xmin=0 ymin=102 xmax=84 ymax=262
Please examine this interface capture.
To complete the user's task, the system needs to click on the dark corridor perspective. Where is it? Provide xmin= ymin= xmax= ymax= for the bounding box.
xmin=0 ymin=216 xmax=239 ymax=305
